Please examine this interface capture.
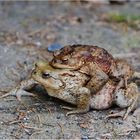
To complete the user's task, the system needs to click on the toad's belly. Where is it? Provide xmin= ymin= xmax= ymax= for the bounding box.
xmin=90 ymin=81 xmax=115 ymax=110
xmin=47 ymin=88 xmax=77 ymax=105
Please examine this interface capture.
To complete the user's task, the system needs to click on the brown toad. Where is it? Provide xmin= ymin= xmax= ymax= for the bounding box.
xmin=50 ymin=45 xmax=140 ymax=93
xmin=31 ymin=61 xmax=140 ymax=119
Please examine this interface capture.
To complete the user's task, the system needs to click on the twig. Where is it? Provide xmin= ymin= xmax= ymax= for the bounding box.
xmin=10 ymin=134 xmax=20 ymax=139
xmin=9 ymin=120 xmax=21 ymax=125
xmin=29 ymin=129 xmax=47 ymax=139
xmin=36 ymin=114 xmax=41 ymax=128
xmin=46 ymin=106 xmax=52 ymax=115
xmin=20 ymin=123 xmax=42 ymax=131
xmin=57 ymin=122 xmax=64 ymax=136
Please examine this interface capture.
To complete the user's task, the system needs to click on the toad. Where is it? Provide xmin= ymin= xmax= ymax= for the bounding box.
xmin=31 ymin=61 xmax=139 ymax=120
xmin=50 ymin=45 xmax=140 ymax=93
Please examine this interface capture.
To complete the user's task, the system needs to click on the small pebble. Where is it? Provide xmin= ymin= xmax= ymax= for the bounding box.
xmin=35 ymin=41 xmax=42 ymax=47
xmin=16 ymin=39 xmax=23 ymax=45
xmin=57 ymin=115 xmax=61 ymax=119
xmin=23 ymin=117 xmax=27 ymax=121
xmin=48 ymin=43 xmax=63 ymax=52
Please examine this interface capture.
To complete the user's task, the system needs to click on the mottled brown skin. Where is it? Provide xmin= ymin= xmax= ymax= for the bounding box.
xmin=51 ymin=45 xmax=113 ymax=74
xmin=109 ymin=58 xmax=134 ymax=91
xmin=32 ymin=61 xmax=139 ymax=119
xmin=51 ymin=45 xmax=113 ymax=94
xmin=51 ymin=45 xmax=114 ymax=74
xmin=50 ymin=45 xmax=136 ymax=93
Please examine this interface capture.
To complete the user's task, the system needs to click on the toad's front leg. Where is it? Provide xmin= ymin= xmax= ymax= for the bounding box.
xmin=62 ymin=87 xmax=91 ymax=116
xmin=0 ymin=79 xmax=37 ymax=101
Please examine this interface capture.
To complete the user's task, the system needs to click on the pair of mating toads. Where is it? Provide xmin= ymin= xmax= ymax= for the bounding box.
xmin=1 ymin=45 xmax=140 ymax=119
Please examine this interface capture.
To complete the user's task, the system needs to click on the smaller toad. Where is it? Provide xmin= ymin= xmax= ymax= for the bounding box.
xmin=51 ymin=45 xmax=140 ymax=94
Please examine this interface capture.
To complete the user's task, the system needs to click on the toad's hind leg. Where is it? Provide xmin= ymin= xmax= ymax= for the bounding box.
xmin=123 ymin=93 xmax=139 ymax=120
xmin=64 ymin=87 xmax=91 ymax=116
xmin=107 ymin=94 xmax=139 ymax=120
xmin=107 ymin=83 xmax=139 ymax=120
xmin=0 ymin=79 xmax=37 ymax=101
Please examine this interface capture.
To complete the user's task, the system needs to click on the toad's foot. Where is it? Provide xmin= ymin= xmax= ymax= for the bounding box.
xmin=61 ymin=106 xmax=84 ymax=116
xmin=66 ymin=108 xmax=89 ymax=116
xmin=123 ymin=94 xmax=139 ymax=120
xmin=61 ymin=106 xmax=73 ymax=110
xmin=107 ymin=99 xmax=138 ymax=120
xmin=106 ymin=106 xmax=137 ymax=120
xmin=0 ymin=79 xmax=37 ymax=101
xmin=62 ymin=106 xmax=88 ymax=116
xmin=0 ymin=89 xmax=36 ymax=101
xmin=106 ymin=110 xmax=126 ymax=119
xmin=113 ymin=83 xmax=139 ymax=120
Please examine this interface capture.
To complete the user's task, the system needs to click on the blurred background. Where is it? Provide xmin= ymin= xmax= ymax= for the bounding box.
xmin=0 ymin=1 xmax=140 ymax=139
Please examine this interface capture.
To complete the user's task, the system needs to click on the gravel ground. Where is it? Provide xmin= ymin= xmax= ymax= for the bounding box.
xmin=0 ymin=1 xmax=140 ymax=139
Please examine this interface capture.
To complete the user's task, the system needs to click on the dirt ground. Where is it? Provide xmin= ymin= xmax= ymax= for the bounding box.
xmin=0 ymin=1 xmax=140 ymax=139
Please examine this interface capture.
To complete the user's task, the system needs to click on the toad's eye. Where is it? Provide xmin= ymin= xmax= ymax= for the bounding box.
xmin=62 ymin=56 xmax=69 ymax=63
xmin=42 ymin=73 xmax=51 ymax=79
xmin=62 ymin=59 xmax=68 ymax=64
xmin=62 ymin=58 xmax=68 ymax=62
